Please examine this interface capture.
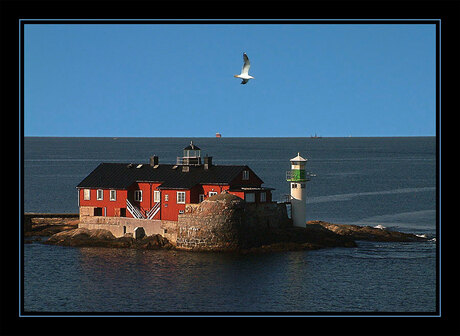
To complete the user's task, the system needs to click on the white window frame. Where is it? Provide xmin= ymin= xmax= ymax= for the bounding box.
xmin=97 ymin=189 xmax=103 ymax=200
xmin=134 ymin=190 xmax=142 ymax=202
xmin=154 ymin=190 xmax=161 ymax=202
xmin=245 ymin=192 xmax=255 ymax=203
xmin=260 ymin=192 xmax=266 ymax=202
xmin=242 ymin=170 xmax=249 ymax=180
xmin=209 ymin=191 xmax=218 ymax=197
xmin=165 ymin=194 xmax=169 ymax=201
xmin=110 ymin=190 xmax=116 ymax=201
xmin=177 ymin=191 xmax=186 ymax=204
xmin=84 ymin=189 xmax=91 ymax=200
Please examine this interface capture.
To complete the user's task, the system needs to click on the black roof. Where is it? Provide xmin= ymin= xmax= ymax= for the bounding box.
xmin=76 ymin=163 xmax=261 ymax=190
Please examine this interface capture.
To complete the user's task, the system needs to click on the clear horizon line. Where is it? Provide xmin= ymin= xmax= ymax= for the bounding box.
xmin=23 ymin=135 xmax=436 ymax=138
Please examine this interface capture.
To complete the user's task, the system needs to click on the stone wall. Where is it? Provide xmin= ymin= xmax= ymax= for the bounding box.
xmin=238 ymin=202 xmax=292 ymax=248
xmin=79 ymin=208 xmax=170 ymax=238
xmin=175 ymin=193 xmax=291 ymax=251
xmin=79 ymin=206 xmax=95 ymax=219
xmin=79 ymin=196 xmax=291 ymax=250
xmin=160 ymin=219 xmax=179 ymax=244
xmin=244 ymin=202 xmax=291 ymax=229
xmin=175 ymin=194 xmax=245 ymax=251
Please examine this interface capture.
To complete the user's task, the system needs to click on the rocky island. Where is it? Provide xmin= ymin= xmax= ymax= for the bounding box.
xmin=25 ymin=213 xmax=431 ymax=253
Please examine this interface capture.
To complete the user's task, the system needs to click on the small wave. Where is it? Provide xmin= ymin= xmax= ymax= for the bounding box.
xmin=416 ymin=234 xmax=428 ymax=238
xmin=374 ymin=225 xmax=387 ymax=230
xmin=430 ymin=238 xmax=436 ymax=242
xmin=307 ymin=187 xmax=435 ymax=205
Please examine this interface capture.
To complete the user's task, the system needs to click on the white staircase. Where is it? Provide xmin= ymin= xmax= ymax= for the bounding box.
xmin=126 ymin=199 xmax=160 ymax=220
xmin=146 ymin=202 xmax=161 ymax=219
xmin=126 ymin=199 xmax=145 ymax=219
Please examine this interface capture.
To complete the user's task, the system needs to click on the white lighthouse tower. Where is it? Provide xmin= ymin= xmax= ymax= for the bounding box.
xmin=286 ymin=153 xmax=309 ymax=227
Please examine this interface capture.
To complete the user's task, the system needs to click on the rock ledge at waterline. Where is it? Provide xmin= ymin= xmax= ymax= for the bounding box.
xmin=28 ymin=217 xmax=430 ymax=253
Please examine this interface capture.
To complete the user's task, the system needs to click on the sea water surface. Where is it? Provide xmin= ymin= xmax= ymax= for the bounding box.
xmin=23 ymin=137 xmax=437 ymax=313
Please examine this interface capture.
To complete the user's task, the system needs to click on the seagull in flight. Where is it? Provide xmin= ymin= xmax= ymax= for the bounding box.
xmin=234 ymin=52 xmax=254 ymax=84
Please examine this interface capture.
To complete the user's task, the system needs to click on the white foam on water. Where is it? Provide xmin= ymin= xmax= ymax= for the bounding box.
xmin=349 ymin=210 xmax=436 ymax=229
xmin=306 ymin=187 xmax=435 ymax=205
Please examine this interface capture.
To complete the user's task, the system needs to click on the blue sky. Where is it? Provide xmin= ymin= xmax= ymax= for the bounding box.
xmin=24 ymin=23 xmax=436 ymax=137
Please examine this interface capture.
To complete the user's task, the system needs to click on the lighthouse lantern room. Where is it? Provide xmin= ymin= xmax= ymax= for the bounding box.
xmin=178 ymin=141 xmax=201 ymax=166
xmin=286 ymin=152 xmax=309 ymax=227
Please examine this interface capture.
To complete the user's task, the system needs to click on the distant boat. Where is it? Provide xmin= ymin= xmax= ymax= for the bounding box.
xmin=216 ymin=133 xmax=222 ymax=138
xmin=310 ymin=133 xmax=322 ymax=139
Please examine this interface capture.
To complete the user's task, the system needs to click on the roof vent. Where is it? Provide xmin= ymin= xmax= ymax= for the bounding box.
xmin=150 ymin=156 xmax=159 ymax=167
xmin=204 ymin=155 xmax=213 ymax=170
xmin=136 ymin=164 xmax=143 ymax=168
xmin=172 ymin=165 xmax=178 ymax=170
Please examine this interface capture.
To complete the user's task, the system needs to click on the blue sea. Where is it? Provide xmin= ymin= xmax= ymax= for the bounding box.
xmin=23 ymin=137 xmax=437 ymax=313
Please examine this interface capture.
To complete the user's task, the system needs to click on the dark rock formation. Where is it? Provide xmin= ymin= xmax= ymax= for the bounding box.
xmin=44 ymin=228 xmax=174 ymax=249
xmin=241 ymin=225 xmax=357 ymax=253
xmin=45 ymin=228 xmax=117 ymax=247
xmin=24 ymin=216 xmax=79 ymax=237
xmin=308 ymin=220 xmax=430 ymax=242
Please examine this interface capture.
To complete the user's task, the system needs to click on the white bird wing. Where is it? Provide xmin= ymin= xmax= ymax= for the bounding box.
xmin=241 ymin=53 xmax=250 ymax=75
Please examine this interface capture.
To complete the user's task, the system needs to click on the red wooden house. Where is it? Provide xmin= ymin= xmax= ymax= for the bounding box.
xmin=77 ymin=142 xmax=273 ymax=221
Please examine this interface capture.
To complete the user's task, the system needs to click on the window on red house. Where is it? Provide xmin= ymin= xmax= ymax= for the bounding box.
xmin=260 ymin=192 xmax=266 ymax=202
xmin=177 ymin=191 xmax=186 ymax=204
xmin=245 ymin=193 xmax=255 ymax=203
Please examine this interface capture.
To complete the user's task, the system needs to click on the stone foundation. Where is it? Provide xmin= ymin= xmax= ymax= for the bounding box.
xmin=79 ymin=210 xmax=177 ymax=241
xmin=175 ymin=193 xmax=245 ymax=250
xmin=175 ymin=193 xmax=291 ymax=251
xmin=79 ymin=195 xmax=291 ymax=251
